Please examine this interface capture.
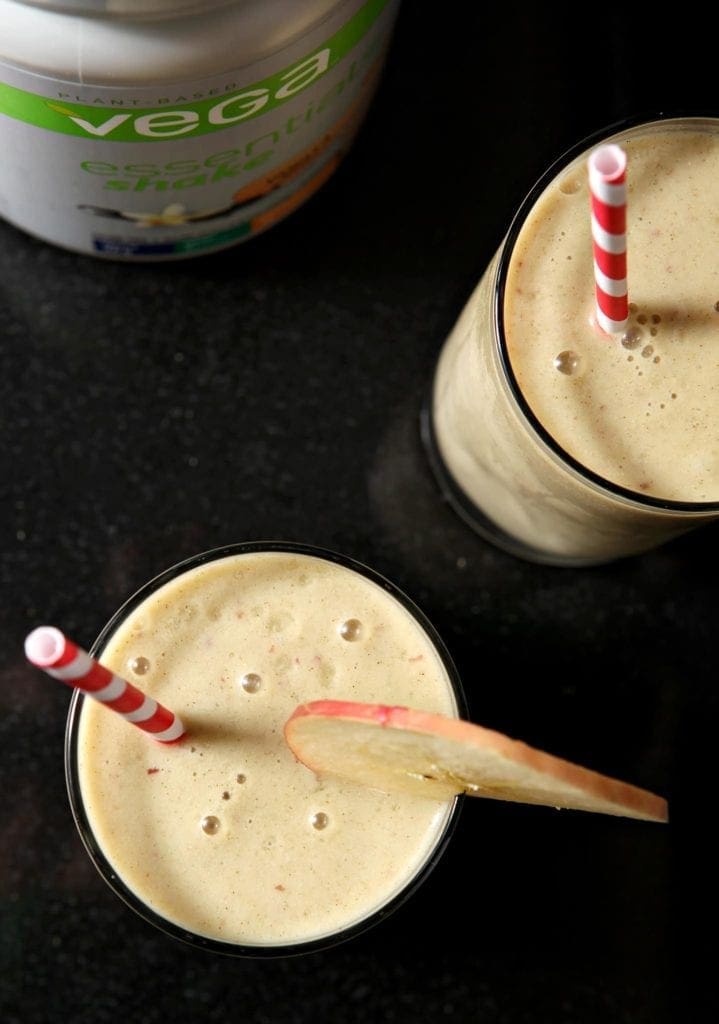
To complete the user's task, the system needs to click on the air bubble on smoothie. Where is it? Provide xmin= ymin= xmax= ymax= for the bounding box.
xmin=637 ymin=313 xmax=648 ymax=324
xmin=553 ymin=350 xmax=580 ymax=376
xmin=240 ymin=673 xmax=262 ymax=693
xmin=339 ymin=619 xmax=362 ymax=641
xmin=201 ymin=815 xmax=221 ymax=835
xmin=236 ymin=773 xmax=246 ymax=784
xmin=129 ymin=656 xmax=150 ymax=676
xmin=559 ymin=174 xmax=582 ymax=195
xmin=652 ymin=314 xmax=661 ymax=324
xmin=641 ymin=345 xmax=654 ymax=358
xmin=621 ymin=327 xmax=642 ymax=349
xmin=650 ymin=327 xmax=658 ymax=337
xmin=311 ymin=812 xmax=329 ymax=830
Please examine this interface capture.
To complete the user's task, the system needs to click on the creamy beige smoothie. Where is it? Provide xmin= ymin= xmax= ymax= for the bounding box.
xmin=69 ymin=546 xmax=460 ymax=952
xmin=430 ymin=117 xmax=719 ymax=564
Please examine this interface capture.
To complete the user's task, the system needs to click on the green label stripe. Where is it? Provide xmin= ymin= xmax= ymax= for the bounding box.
xmin=0 ymin=0 xmax=388 ymax=141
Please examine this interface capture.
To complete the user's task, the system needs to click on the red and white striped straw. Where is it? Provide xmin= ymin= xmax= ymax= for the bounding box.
xmin=25 ymin=626 xmax=185 ymax=743
xmin=588 ymin=144 xmax=628 ymax=334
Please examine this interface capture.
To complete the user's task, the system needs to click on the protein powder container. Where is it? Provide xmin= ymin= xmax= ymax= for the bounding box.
xmin=0 ymin=0 xmax=400 ymax=258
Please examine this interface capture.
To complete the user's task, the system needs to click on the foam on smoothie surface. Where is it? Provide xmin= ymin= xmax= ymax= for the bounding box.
xmin=505 ymin=127 xmax=719 ymax=502
xmin=77 ymin=551 xmax=457 ymax=946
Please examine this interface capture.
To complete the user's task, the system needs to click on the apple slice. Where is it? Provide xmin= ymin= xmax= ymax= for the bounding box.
xmin=284 ymin=701 xmax=668 ymax=823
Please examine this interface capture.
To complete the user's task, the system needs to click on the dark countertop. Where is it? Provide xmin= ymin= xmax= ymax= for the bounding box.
xmin=2 ymin=6 xmax=717 ymax=1023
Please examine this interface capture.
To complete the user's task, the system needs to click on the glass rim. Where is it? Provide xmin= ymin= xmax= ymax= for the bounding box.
xmin=64 ymin=539 xmax=467 ymax=958
xmin=494 ymin=110 xmax=719 ymax=515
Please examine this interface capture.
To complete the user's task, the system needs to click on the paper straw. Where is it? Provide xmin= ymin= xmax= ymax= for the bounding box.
xmin=25 ymin=626 xmax=185 ymax=743
xmin=588 ymin=144 xmax=628 ymax=334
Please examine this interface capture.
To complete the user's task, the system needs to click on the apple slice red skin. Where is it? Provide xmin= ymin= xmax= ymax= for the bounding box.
xmin=284 ymin=700 xmax=668 ymax=824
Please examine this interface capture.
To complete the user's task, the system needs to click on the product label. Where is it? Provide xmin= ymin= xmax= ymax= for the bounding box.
xmin=0 ymin=0 xmax=398 ymax=258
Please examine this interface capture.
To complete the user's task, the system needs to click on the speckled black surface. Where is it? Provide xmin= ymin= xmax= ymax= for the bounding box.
xmin=2 ymin=6 xmax=718 ymax=1023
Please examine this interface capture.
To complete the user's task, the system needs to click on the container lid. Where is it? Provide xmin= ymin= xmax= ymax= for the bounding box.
xmin=15 ymin=0 xmax=236 ymax=16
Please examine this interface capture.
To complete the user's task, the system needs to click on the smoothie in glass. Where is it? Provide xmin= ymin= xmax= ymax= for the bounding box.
xmin=427 ymin=116 xmax=719 ymax=565
xmin=65 ymin=543 xmax=463 ymax=955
